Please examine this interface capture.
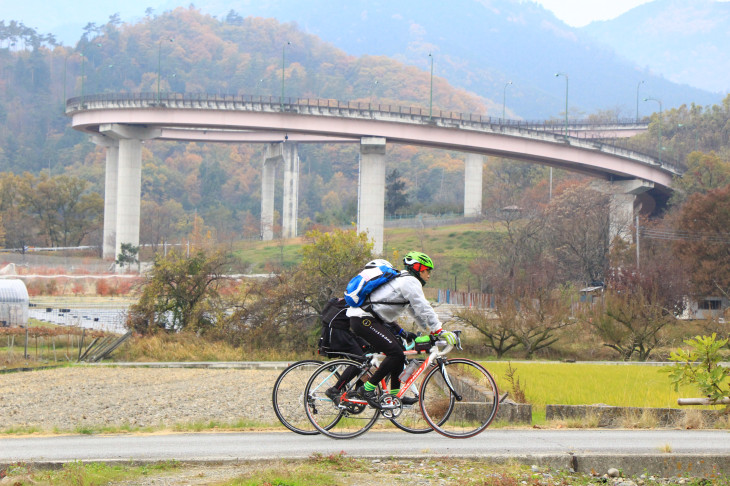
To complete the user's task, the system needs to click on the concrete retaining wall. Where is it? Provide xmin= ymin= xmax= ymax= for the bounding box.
xmin=546 ymin=404 xmax=726 ymax=428
xmin=496 ymin=402 xmax=532 ymax=424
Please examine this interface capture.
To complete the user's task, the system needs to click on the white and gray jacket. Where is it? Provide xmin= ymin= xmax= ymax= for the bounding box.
xmin=346 ymin=271 xmax=442 ymax=334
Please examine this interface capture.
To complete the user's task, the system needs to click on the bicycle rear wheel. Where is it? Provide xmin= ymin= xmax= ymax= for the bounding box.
xmin=420 ymin=358 xmax=499 ymax=439
xmin=272 ymin=360 xmax=326 ymax=435
xmin=304 ymin=359 xmax=380 ymax=439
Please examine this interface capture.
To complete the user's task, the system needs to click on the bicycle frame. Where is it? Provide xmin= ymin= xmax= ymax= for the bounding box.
xmin=336 ymin=334 xmax=461 ymax=410
xmin=397 ymin=338 xmax=462 ymax=402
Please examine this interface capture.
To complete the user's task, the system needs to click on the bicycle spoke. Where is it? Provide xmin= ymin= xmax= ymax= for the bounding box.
xmin=420 ymin=359 xmax=499 ymax=439
xmin=271 ymin=360 xmax=323 ymax=435
xmin=389 ymin=366 xmax=439 ymax=434
xmin=304 ymin=359 xmax=380 ymax=439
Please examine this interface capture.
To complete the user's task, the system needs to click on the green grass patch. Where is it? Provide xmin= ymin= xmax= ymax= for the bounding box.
xmin=1 ymin=460 xmax=182 ymax=486
xmin=1 ymin=425 xmax=42 ymax=435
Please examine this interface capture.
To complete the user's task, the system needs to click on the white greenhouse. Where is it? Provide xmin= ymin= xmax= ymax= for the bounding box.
xmin=0 ymin=279 xmax=29 ymax=327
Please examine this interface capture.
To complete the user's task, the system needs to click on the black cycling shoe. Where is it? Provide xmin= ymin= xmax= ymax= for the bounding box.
xmin=399 ymin=396 xmax=419 ymax=406
xmin=325 ymin=387 xmax=341 ymax=405
xmin=357 ymin=386 xmax=382 ymax=409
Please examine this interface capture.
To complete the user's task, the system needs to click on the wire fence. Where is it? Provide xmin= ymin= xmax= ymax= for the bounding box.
xmin=28 ymin=300 xmax=130 ymax=334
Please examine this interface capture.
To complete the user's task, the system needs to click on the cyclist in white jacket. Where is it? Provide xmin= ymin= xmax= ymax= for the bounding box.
xmin=347 ymin=251 xmax=457 ymax=409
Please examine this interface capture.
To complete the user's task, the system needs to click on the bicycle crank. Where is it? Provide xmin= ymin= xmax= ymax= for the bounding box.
xmin=379 ymin=395 xmax=402 ymax=418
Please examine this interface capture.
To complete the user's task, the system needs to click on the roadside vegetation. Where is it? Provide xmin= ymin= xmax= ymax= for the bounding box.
xmin=1 ymin=455 xmax=724 ymax=486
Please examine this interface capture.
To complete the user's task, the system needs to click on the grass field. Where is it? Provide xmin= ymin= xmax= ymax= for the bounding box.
xmin=231 ymin=221 xmax=495 ymax=290
xmin=481 ymin=360 xmax=713 ymax=421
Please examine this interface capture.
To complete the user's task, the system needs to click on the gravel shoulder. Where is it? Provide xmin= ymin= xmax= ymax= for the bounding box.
xmin=1 ymin=365 xmax=285 ymax=432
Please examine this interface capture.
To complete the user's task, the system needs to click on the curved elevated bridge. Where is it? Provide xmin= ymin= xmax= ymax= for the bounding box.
xmin=66 ymin=93 xmax=680 ymax=257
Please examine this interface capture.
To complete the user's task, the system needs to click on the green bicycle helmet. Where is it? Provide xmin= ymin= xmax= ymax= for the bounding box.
xmin=403 ymin=251 xmax=434 ymax=285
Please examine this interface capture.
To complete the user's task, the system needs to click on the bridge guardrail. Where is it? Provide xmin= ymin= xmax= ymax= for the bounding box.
xmin=66 ymin=92 xmax=683 ymax=174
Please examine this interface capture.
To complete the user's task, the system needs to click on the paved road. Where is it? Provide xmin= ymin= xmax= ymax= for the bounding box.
xmin=3 ymin=430 xmax=730 ymax=477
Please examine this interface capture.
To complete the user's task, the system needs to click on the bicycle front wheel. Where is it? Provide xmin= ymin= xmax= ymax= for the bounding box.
xmin=304 ymin=359 xmax=380 ymax=439
xmin=420 ymin=358 xmax=499 ymax=439
xmin=272 ymin=359 xmax=325 ymax=435
xmin=389 ymin=364 xmax=453 ymax=434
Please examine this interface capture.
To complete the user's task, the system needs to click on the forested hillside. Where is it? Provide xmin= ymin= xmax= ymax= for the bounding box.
xmin=1 ymin=6 xmax=729 ymax=263
xmin=0 ymin=7 xmax=490 ymax=250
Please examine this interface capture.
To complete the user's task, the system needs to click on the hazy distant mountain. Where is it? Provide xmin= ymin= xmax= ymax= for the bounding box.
xmin=187 ymin=0 xmax=721 ymax=119
xmin=581 ymin=0 xmax=730 ymax=95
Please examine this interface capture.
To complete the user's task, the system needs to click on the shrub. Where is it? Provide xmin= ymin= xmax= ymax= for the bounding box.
xmin=665 ymin=333 xmax=730 ymax=405
xmin=96 ymin=278 xmax=111 ymax=296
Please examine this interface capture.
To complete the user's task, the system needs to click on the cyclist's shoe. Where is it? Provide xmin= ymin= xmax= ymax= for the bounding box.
xmin=357 ymin=386 xmax=382 ymax=409
xmin=399 ymin=395 xmax=419 ymax=406
xmin=325 ymin=386 xmax=342 ymax=405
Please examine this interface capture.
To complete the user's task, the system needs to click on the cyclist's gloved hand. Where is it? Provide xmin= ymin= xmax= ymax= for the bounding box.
xmin=398 ymin=328 xmax=418 ymax=342
xmin=414 ymin=335 xmax=431 ymax=344
xmin=432 ymin=329 xmax=457 ymax=346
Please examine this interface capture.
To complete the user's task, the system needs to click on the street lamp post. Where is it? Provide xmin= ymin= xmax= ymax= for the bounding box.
xmin=428 ymin=53 xmax=434 ymax=120
xmin=555 ymin=72 xmax=568 ymax=140
xmin=678 ymin=123 xmax=699 ymax=153
xmin=502 ymin=81 xmax=512 ymax=121
xmin=157 ymin=37 xmax=174 ymax=104
xmin=636 ymin=80 xmax=645 ymax=122
xmin=80 ymin=42 xmax=102 ymax=106
xmin=63 ymin=53 xmax=70 ymax=108
xmin=80 ymin=53 xmax=86 ymax=104
xmin=644 ymin=97 xmax=663 ymax=165
xmin=370 ymin=79 xmax=379 ymax=106
xmin=281 ymin=41 xmax=291 ymax=110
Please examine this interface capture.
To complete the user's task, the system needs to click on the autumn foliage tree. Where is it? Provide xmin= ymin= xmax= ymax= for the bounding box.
xmin=127 ymin=249 xmax=233 ymax=334
xmin=544 ymin=183 xmax=611 ymax=284
xmin=673 ymin=184 xmax=730 ymax=298
xmin=0 ymin=172 xmax=103 ymax=249
xmin=219 ymin=229 xmax=374 ymax=351
xmin=456 ymin=289 xmax=574 ymax=359
xmin=582 ymin=234 xmax=689 ymax=361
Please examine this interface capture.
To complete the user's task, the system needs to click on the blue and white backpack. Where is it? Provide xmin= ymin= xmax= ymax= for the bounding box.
xmin=344 ymin=260 xmax=400 ymax=307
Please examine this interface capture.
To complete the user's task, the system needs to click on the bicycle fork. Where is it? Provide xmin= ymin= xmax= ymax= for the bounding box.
xmin=437 ymin=359 xmax=463 ymax=402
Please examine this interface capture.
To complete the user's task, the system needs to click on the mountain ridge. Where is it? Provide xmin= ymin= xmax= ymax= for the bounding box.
xmin=1 ymin=0 xmax=724 ymax=119
xmin=581 ymin=0 xmax=730 ymax=94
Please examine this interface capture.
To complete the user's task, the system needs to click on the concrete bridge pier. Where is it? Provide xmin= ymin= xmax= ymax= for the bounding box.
xmin=281 ymin=143 xmax=300 ymax=239
xmin=464 ymin=153 xmax=484 ymax=217
xmin=261 ymin=142 xmax=300 ymax=240
xmin=358 ymin=137 xmax=386 ymax=255
xmin=99 ymin=124 xmax=161 ymax=263
xmin=92 ymin=135 xmax=119 ymax=260
xmin=261 ymin=144 xmax=278 ymax=240
xmin=591 ymin=179 xmax=654 ymax=243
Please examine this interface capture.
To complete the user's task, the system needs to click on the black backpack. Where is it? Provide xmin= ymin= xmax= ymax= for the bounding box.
xmin=317 ymin=297 xmax=351 ymax=356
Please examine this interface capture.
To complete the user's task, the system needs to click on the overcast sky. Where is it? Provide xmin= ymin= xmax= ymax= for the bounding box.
xmin=536 ymin=0 xmax=730 ymax=26
xmin=531 ymin=0 xmax=653 ymax=26
xmin=3 ymin=1 xmax=730 ymax=37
